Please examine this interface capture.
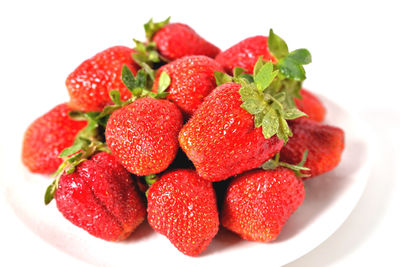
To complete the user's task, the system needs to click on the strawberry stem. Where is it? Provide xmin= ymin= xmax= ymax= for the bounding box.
xmin=44 ymin=141 xmax=109 ymax=205
xmin=261 ymin=150 xmax=310 ymax=178
xmin=144 ymin=174 xmax=159 ymax=197
xmin=132 ymin=17 xmax=171 ymax=72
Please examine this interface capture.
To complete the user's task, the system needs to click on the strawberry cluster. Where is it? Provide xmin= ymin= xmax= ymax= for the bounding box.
xmin=22 ymin=17 xmax=345 ymax=256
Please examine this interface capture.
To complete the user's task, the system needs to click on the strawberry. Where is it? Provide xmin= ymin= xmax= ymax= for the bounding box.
xmin=221 ymin=167 xmax=305 ymax=242
xmin=280 ymin=118 xmax=345 ymax=178
xmin=152 ymin=55 xmax=224 ymax=116
xmin=66 ymin=46 xmax=139 ymax=112
xmin=105 ymin=97 xmax=183 ymax=176
xmin=295 ymin=89 xmax=326 ymax=122
xmin=133 ymin=18 xmax=220 ymax=68
xmin=55 ymin=152 xmax=146 ymax=241
xmin=150 ymin=19 xmax=220 ymax=61
xmin=22 ymin=103 xmax=87 ymax=174
xmin=179 ymin=31 xmax=313 ymax=182
xmin=215 ymin=35 xmax=275 ymax=75
xmin=147 ymin=169 xmax=219 ymax=256
xmin=179 ymin=82 xmax=283 ymax=182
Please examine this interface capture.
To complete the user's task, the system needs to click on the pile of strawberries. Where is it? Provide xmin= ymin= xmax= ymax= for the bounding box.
xmin=22 ymin=17 xmax=345 ymax=257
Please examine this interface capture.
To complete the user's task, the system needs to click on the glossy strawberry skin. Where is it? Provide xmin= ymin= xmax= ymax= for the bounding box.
xmin=55 ymin=152 xmax=146 ymax=241
xmin=105 ymin=97 xmax=183 ymax=176
xmin=215 ymin=36 xmax=275 ymax=75
xmin=295 ymin=89 xmax=326 ymax=122
xmin=152 ymin=56 xmax=224 ymax=116
xmin=66 ymin=46 xmax=139 ymax=112
xmin=221 ymin=167 xmax=304 ymax=242
xmin=152 ymin=23 xmax=220 ymax=61
xmin=147 ymin=169 xmax=219 ymax=256
xmin=22 ymin=103 xmax=87 ymax=174
xmin=179 ymin=82 xmax=283 ymax=182
xmin=280 ymin=118 xmax=345 ymax=178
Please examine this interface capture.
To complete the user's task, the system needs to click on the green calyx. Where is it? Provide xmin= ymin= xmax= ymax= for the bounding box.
xmin=268 ymin=29 xmax=312 ymax=81
xmin=44 ymin=112 xmax=110 ymax=205
xmin=143 ymin=174 xmax=159 ymax=197
xmin=132 ymin=17 xmax=171 ymax=76
xmin=144 ymin=17 xmax=170 ymax=40
xmin=44 ymin=66 xmax=171 ymax=205
xmin=121 ymin=65 xmax=170 ymax=100
xmin=261 ymin=150 xmax=310 ymax=178
xmin=214 ymin=59 xmax=306 ymax=142
xmin=132 ymin=40 xmax=163 ymax=80
xmin=214 ymin=29 xmax=311 ymax=143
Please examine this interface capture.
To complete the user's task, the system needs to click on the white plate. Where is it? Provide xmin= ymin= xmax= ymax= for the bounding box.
xmin=1 ymin=96 xmax=371 ymax=267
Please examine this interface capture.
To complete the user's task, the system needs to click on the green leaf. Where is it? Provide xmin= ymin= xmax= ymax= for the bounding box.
xmin=233 ymin=67 xmax=246 ymax=78
xmin=144 ymin=17 xmax=170 ymax=40
xmin=133 ymin=39 xmax=146 ymax=54
xmin=278 ymin=57 xmax=306 ymax=81
xmin=268 ymin=29 xmax=289 ymax=59
xmin=130 ymin=88 xmax=143 ymax=97
xmin=261 ymin=108 xmax=279 ymax=139
xmin=154 ymin=92 xmax=169 ymax=99
xmin=276 ymin=116 xmax=292 ymax=142
xmin=239 ymin=84 xmax=260 ymax=101
xmin=66 ymin=152 xmax=83 ymax=163
xmin=135 ymin=69 xmax=148 ymax=89
xmin=95 ymin=105 xmax=119 ymax=123
xmin=214 ymin=71 xmax=233 ymax=86
xmin=286 ymin=49 xmax=312 ymax=65
xmin=109 ymin=90 xmax=122 ymax=106
xmin=144 ymin=174 xmax=158 ymax=186
xmin=241 ymin=98 xmax=266 ymax=115
xmin=139 ymin=62 xmax=156 ymax=81
xmin=59 ymin=141 xmax=85 ymax=158
xmin=284 ymin=108 xmax=307 ymax=120
xmin=254 ymin=111 xmax=265 ymax=128
xmin=85 ymin=112 xmax=100 ymax=121
xmin=254 ymin=61 xmax=278 ymax=92
xmin=132 ymin=51 xmax=146 ymax=64
xmin=267 ymin=77 xmax=282 ymax=95
xmin=83 ymin=119 xmax=99 ymax=133
xmin=44 ymin=181 xmax=56 ymax=205
xmin=157 ymin=72 xmax=171 ymax=93
xmin=148 ymin=50 xmax=160 ymax=63
xmin=282 ymin=79 xmax=302 ymax=99
xmin=121 ymin=65 xmax=137 ymax=90
xmin=238 ymin=73 xmax=254 ymax=83
xmin=68 ymin=111 xmax=87 ymax=121
xmin=253 ymin=56 xmax=264 ymax=76
xmin=132 ymin=40 xmax=161 ymax=66
xmin=261 ymin=158 xmax=278 ymax=170
xmin=273 ymin=91 xmax=286 ymax=104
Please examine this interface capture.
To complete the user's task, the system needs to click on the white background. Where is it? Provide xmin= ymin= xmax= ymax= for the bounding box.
xmin=0 ymin=0 xmax=399 ymax=266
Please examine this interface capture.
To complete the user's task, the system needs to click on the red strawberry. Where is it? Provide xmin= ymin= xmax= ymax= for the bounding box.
xmin=179 ymin=82 xmax=283 ymax=182
xmin=221 ymin=167 xmax=305 ymax=242
xmin=147 ymin=169 xmax=219 ymax=256
xmin=105 ymin=97 xmax=183 ymax=176
xmin=215 ymin=35 xmax=275 ymax=75
xmin=152 ymin=55 xmax=224 ymax=116
xmin=66 ymin=46 xmax=139 ymax=112
xmin=280 ymin=118 xmax=345 ymax=178
xmin=151 ymin=22 xmax=220 ymax=61
xmin=22 ymin=103 xmax=87 ymax=174
xmin=295 ymin=89 xmax=326 ymax=122
xmin=55 ymin=152 xmax=146 ymax=241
